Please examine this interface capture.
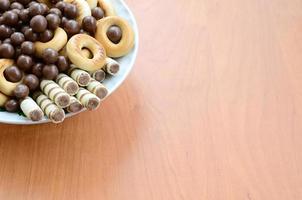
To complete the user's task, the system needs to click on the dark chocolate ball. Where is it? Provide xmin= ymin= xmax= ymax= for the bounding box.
xmin=42 ymin=64 xmax=59 ymax=80
xmin=61 ymin=16 xmax=68 ymax=27
xmin=5 ymin=99 xmax=19 ymax=112
xmin=28 ymin=3 xmax=44 ymax=17
xmin=18 ymin=9 xmax=29 ymax=22
xmin=17 ymin=55 xmax=33 ymax=71
xmin=2 ymin=11 xmax=19 ymax=26
xmin=57 ymin=56 xmax=69 ymax=72
xmin=46 ymin=13 xmax=61 ymax=30
xmin=23 ymin=74 xmax=39 ymax=91
xmin=64 ymin=20 xmax=80 ymax=36
xmin=21 ymin=25 xmax=29 ymax=34
xmin=4 ymin=65 xmax=22 ymax=83
xmin=48 ymin=8 xmax=62 ymax=18
xmin=91 ymin=7 xmax=104 ymax=20
xmin=64 ymin=3 xmax=78 ymax=19
xmin=31 ymin=62 xmax=44 ymax=78
xmin=10 ymin=32 xmax=25 ymax=46
xmin=107 ymin=25 xmax=122 ymax=44
xmin=3 ymin=38 xmax=11 ymax=44
xmin=0 ymin=43 xmax=14 ymax=58
xmin=42 ymin=48 xmax=59 ymax=64
xmin=24 ymin=28 xmax=38 ymax=42
xmin=11 ymin=8 xmax=21 ymax=15
xmin=0 ymin=25 xmax=12 ymax=39
xmin=0 ymin=0 xmax=10 ymax=12
xmin=30 ymin=15 xmax=47 ymax=33
xmin=14 ymin=84 xmax=29 ymax=99
xmin=17 ymin=0 xmax=32 ymax=5
xmin=82 ymin=16 xmax=97 ymax=35
xmin=20 ymin=41 xmax=35 ymax=55
xmin=40 ymin=3 xmax=49 ymax=14
xmin=55 ymin=1 xmax=66 ymax=12
xmin=10 ymin=2 xmax=24 ymax=10
xmin=39 ymin=29 xmax=54 ymax=42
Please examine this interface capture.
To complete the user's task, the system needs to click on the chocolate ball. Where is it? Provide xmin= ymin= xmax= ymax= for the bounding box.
xmin=55 ymin=1 xmax=66 ymax=12
xmin=57 ymin=56 xmax=69 ymax=72
xmin=49 ymin=0 xmax=60 ymax=4
xmin=2 ymin=11 xmax=19 ymax=26
xmin=14 ymin=84 xmax=29 ymax=99
xmin=107 ymin=25 xmax=122 ymax=44
xmin=5 ymin=99 xmax=19 ymax=112
xmin=10 ymin=32 xmax=25 ymax=46
xmin=0 ymin=25 xmax=12 ymax=39
xmin=28 ymin=3 xmax=44 ymax=17
xmin=0 ymin=0 xmax=10 ymax=12
xmin=40 ymin=3 xmax=49 ymax=14
xmin=64 ymin=3 xmax=78 ymax=19
xmin=0 ymin=43 xmax=14 ymax=58
xmin=10 ymin=2 xmax=24 ymax=10
xmin=30 ymin=15 xmax=47 ymax=33
xmin=61 ymin=16 xmax=68 ymax=27
xmin=17 ymin=0 xmax=32 ymax=5
xmin=42 ymin=64 xmax=58 ymax=80
xmin=91 ymin=7 xmax=104 ymax=20
xmin=19 ymin=9 xmax=29 ymax=22
xmin=39 ymin=29 xmax=53 ymax=42
xmin=4 ymin=66 xmax=22 ymax=82
xmin=48 ymin=8 xmax=62 ymax=18
xmin=46 ymin=13 xmax=61 ymax=30
xmin=17 ymin=55 xmax=33 ymax=71
xmin=3 ymin=38 xmax=11 ymax=44
xmin=21 ymin=25 xmax=29 ymax=34
xmin=42 ymin=48 xmax=59 ymax=64
xmin=82 ymin=16 xmax=97 ymax=35
xmin=31 ymin=62 xmax=44 ymax=78
xmin=64 ymin=20 xmax=80 ymax=36
xmin=11 ymin=8 xmax=21 ymax=15
xmin=23 ymin=74 xmax=39 ymax=91
xmin=24 ymin=28 xmax=38 ymax=42
xmin=20 ymin=41 xmax=35 ymax=55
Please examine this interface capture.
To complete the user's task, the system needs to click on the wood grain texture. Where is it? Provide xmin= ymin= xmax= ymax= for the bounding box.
xmin=1 ymin=0 xmax=302 ymax=199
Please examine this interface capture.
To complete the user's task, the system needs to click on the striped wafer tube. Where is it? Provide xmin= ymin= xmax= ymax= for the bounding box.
xmin=20 ymin=97 xmax=44 ymax=121
xmin=87 ymin=79 xmax=108 ymax=100
xmin=103 ymin=57 xmax=120 ymax=76
xmin=56 ymin=73 xmax=79 ymax=95
xmin=89 ymin=69 xmax=106 ymax=82
xmin=0 ymin=92 xmax=8 ymax=107
xmin=34 ymin=92 xmax=65 ymax=123
xmin=76 ymin=88 xmax=100 ymax=110
xmin=40 ymin=80 xmax=71 ymax=108
xmin=66 ymin=96 xmax=84 ymax=113
xmin=68 ymin=66 xmax=91 ymax=86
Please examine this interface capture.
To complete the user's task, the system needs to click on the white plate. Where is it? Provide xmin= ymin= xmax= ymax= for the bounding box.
xmin=0 ymin=0 xmax=139 ymax=125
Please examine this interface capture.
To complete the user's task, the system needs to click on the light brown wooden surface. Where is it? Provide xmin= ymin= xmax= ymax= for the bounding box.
xmin=1 ymin=0 xmax=302 ymax=199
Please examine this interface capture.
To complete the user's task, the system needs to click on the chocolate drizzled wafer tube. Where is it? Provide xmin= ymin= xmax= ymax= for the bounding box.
xmin=34 ymin=92 xmax=65 ymax=123
xmin=68 ymin=66 xmax=91 ymax=86
xmin=20 ymin=97 xmax=44 ymax=121
xmin=87 ymin=79 xmax=108 ymax=100
xmin=56 ymin=74 xmax=79 ymax=95
xmin=103 ymin=58 xmax=120 ymax=76
xmin=89 ymin=69 xmax=106 ymax=82
xmin=76 ymin=88 xmax=100 ymax=110
xmin=40 ymin=80 xmax=71 ymax=108
xmin=66 ymin=96 xmax=84 ymax=113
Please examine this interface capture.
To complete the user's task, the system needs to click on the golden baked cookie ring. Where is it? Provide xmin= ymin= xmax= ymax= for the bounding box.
xmin=0 ymin=59 xmax=23 ymax=96
xmin=96 ymin=16 xmax=134 ymax=58
xmin=98 ymin=0 xmax=115 ymax=16
xmin=66 ymin=34 xmax=106 ymax=72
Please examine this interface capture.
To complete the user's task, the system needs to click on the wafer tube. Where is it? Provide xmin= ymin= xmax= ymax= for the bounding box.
xmin=20 ymin=97 xmax=44 ymax=121
xmin=66 ymin=96 xmax=84 ymax=113
xmin=40 ymin=80 xmax=71 ymax=108
xmin=87 ymin=79 xmax=108 ymax=100
xmin=89 ymin=69 xmax=106 ymax=82
xmin=76 ymin=88 xmax=100 ymax=110
xmin=103 ymin=57 xmax=120 ymax=76
xmin=0 ymin=92 xmax=8 ymax=107
xmin=68 ymin=66 xmax=91 ymax=86
xmin=34 ymin=93 xmax=65 ymax=123
xmin=56 ymin=73 xmax=79 ymax=95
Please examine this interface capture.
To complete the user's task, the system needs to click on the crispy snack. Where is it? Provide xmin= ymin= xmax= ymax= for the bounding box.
xmin=20 ymin=97 xmax=44 ymax=121
xmin=68 ymin=67 xmax=91 ymax=86
xmin=97 ymin=0 xmax=115 ymax=16
xmin=56 ymin=73 xmax=79 ymax=95
xmin=76 ymin=88 xmax=100 ymax=110
xmin=103 ymin=57 xmax=120 ymax=76
xmin=66 ymin=96 xmax=84 ymax=113
xmin=87 ymin=79 xmax=108 ymax=100
xmin=0 ymin=92 xmax=8 ymax=107
xmin=90 ymin=69 xmax=106 ymax=82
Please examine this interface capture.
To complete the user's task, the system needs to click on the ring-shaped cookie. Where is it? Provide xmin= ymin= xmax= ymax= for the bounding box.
xmin=86 ymin=0 xmax=98 ymax=9
xmin=66 ymin=34 xmax=106 ymax=72
xmin=64 ymin=0 xmax=91 ymax=25
xmin=97 ymin=0 xmax=115 ymax=16
xmin=0 ymin=92 xmax=8 ymax=107
xmin=0 ymin=59 xmax=23 ymax=96
xmin=95 ymin=16 xmax=134 ymax=58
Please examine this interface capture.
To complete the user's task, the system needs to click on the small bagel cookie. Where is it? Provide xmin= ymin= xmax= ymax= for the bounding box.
xmin=0 ymin=59 xmax=23 ymax=96
xmin=0 ymin=92 xmax=8 ymax=107
xmin=95 ymin=16 xmax=134 ymax=58
xmin=97 ymin=0 xmax=115 ymax=16
xmin=64 ymin=0 xmax=91 ymax=25
xmin=35 ymin=27 xmax=68 ymax=57
xmin=87 ymin=0 xmax=98 ymax=9
xmin=66 ymin=34 xmax=106 ymax=72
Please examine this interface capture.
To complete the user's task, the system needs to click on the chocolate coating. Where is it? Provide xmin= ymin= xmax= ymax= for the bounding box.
xmin=42 ymin=64 xmax=59 ymax=80
xmin=30 ymin=15 xmax=47 ymax=33
xmin=23 ymin=74 xmax=39 ymax=91
xmin=64 ymin=3 xmax=78 ymax=19
xmin=56 ymin=56 xmax=69 ymax=72
xmin=46 ymin=13 xmax=61 ymax=30
xmin=20 ymin=41 xmax=35 ymax=55
xmin=2 ymin=38 xmax=11 ymax=44
xmin=5 ymin=99 xmax=19 ymax=112
xmin=42 ymin=48 xmax=59 ymax=64
xmin=18 ymin=0 xmax=32 ymax=5
xmin=18 ymin=9 xmax=29 ymax=22
xmin=48 ymin=8 xmax=62 ymax=18
xmin=64 ymin=20 xmax=80 ymax=36
xmin=31 ymin=62 xmax=44 ymax=78
xmin=28 ymin=3 xmax=44 ymax=17
xmin=14 ymin=84 xmax=29 ymax=99
xmin=10 ymin=2 xmax=24 ymax=10
xmin=10 ymin=32 xmax=25 ymax=46
xmin=2 ymin=11 xmax=19 ymax=26
xmin=55 ymin=1 xmax=66 ymax=12
xmin=4 ymin=65 xmax=22 ymax=83
xmin=91 ymin=7 xmax=104 ymax=20
xmin=0 ymin=43 xmax=14 ymax=58
xmin=39 ymin=29 xmax=54 ymax=42
xmin=107 ymin=25 xmax=122 ymax=44
xmin=0 ymin=0 xmax=10 ymax=12
xmin=17 ymin=55 xmax=33 ymax=71
xmin=0 ymin=25 xmax=12 ymax=39
xmin=82 ymin=16 xmax=97 ymax=35
xmin=24 ymin=28 xmax=38 ymax=42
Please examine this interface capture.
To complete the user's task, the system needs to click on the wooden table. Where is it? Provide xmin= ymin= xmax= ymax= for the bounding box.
xmin=1 ymin=0 xmax=302 ymax=199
